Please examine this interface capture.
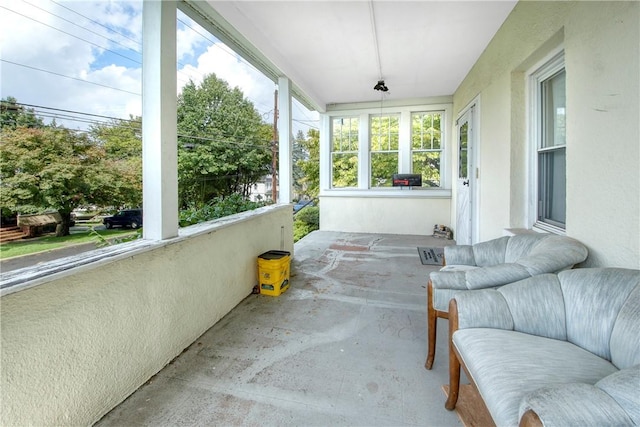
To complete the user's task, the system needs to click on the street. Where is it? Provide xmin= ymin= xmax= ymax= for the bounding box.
xmin=1 ymin=224 xmax=114 ymax=274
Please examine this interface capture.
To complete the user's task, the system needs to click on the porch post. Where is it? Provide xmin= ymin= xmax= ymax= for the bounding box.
xmin=142 ymin=0 xmax=179 ymax=240
xmin=277 ymin=77 xmax=293 ymax=204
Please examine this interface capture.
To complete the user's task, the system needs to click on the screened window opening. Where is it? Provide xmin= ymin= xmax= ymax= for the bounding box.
xmin=537 ymin=68 xmax=566 ymax=228
xmin=411 ymin=112 xmax=443 ymax=187
xmin=331 ymin=117 xmax=359 ymax=188
xmin=370 ymin=115 xmax=399 ymax=187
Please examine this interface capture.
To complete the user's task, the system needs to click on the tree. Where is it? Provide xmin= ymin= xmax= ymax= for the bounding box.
xmin=1 ymin=97 xmax=45 ymax=130
xmin=292 ymin=130 xmax=307 ymax=197
xmin=177 ymin=74 xmax=272 ymax=208
xmin=0 ymin=127 xmax=119 ymax=236
xmin=297 ymin=128 xmax=320 ymax=197
xmin=90 ymin=116 xmax=143 ymax=208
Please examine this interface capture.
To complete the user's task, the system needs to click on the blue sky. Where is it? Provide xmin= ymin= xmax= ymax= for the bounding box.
xmin=0 ymin=0 xmax=318 ymax=134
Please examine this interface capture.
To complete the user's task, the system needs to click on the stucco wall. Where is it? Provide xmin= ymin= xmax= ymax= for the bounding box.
xmin=320 ymin=196 xmax=451 ymax=235
xmin=1 ymin=205 xmax=293 ymax=426
xmin=453 ymin=1 xmax=639 ymax=268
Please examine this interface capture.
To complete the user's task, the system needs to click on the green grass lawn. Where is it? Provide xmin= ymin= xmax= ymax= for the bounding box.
xmin=0 ymin=228 xmax=138 ymax=260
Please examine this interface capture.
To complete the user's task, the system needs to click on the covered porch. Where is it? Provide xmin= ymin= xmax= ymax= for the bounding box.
xmin=1 ymin=1 xmax=638 ymax=425
xmin=95 ymin=231 xmax=463 ymax=426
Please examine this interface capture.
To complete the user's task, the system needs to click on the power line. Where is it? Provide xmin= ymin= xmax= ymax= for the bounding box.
xmin=4 ymin=101 xmax=279 ymax=152
xmin=3 ymin=3 xmax=277 ymax=121
xmin=1 ymin=5 xmax=141 ymax=66
xmin=1 ymin=60 xmax=141 ymax=96
xmin=49 ymin=0 xmax=141 ymax=47
xmin=23 ymin=0 xmax=142 ymax=55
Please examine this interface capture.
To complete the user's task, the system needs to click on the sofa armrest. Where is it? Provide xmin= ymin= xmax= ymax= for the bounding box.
xmin=519 ymin=383 xmax=635 ymax=427
xmin=453 ymin=289 xmax=514 ymax=330
xmin=443 ymin=245 xmax=475 ymax=266
xmin=465 ymin=263 xmax=531 ymax=290
xmin=430 ymin=270 xmax=469 ymax=291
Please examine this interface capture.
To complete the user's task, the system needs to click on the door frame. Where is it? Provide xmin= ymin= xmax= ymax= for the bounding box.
xmin=455 ymin=97 xmax=480 ymax=244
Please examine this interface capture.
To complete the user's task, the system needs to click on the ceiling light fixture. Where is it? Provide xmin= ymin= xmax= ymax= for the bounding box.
xmin=374 ymin=80 xmax=389 ymax=92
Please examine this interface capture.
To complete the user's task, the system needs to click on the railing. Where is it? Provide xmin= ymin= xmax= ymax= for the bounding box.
xmin=0 ymin=205 xmax=293 ymax=426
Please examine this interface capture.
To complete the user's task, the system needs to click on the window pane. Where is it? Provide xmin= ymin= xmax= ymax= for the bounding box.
xmin=331 ymin=117 xmax=359 ymax=188
xmin=412 ymin=112 xmax=441 ymax=150
xmin=411 ymin=111 xmax=443 ymax=187
xmin=370 ymin=115 xmax=399 ymax=151
xmin=541 ymin=70 xmax=566 ymax=148
xmin=371 ymin=152 xmax=398 ymax=187
xmin=459 ymin=122 xmax=468 ymax=179
xmin=413 ymin=152 xmax=441 ymax=187
xmin=332 ymin=117 xmax=359 ymax=152
xmin=332 ymin=153 xmax=358 ymax=188
xmin=538 ymin=148 xmax=566 ymax=226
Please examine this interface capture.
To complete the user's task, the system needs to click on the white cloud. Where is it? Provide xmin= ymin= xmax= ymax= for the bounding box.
xmin=0 ymin=0 xmax=317 ymax=133
xmin=178 ymin=43 xmax=276 ymax=115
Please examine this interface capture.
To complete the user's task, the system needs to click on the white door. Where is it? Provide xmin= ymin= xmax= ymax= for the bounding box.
xmin=456 ymin=107 xmax=474 ymax=245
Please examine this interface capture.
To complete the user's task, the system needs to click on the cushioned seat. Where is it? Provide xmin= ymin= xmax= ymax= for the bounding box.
xmin=445 ymin=268 xmax=640 ymax=426
xmin=425 ymin=233 xmax=588 ymax=369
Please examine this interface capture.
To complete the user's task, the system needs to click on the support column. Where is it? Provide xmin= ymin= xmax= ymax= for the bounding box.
xmin=277 ymin=77 xmax=293 ymax=203
xmin=142 ymin=0 xmax=178 ymax=240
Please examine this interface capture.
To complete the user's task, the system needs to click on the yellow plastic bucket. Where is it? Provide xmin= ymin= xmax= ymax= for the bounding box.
xmin=257 ymin=250 xmax=291 ymax=296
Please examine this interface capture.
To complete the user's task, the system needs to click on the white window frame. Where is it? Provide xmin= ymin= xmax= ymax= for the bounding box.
xmin=369 ymin=113 xmax=401 ymax=188
xmin=410 ymin=111 xmax=445 ymax=188
xmin=527 ymin=49 xmax=566 ymax=234
xmin=330 ymin=116 xmax=360 ymax=189
xmin=320 ymin=103 xmax=452 ymax=197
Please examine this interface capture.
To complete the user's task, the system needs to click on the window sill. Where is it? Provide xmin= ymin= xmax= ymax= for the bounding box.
xmin=320 ymin=188 xmax=451 ymax=198
xmin=533 ymin=222 xmax=566 ymax=236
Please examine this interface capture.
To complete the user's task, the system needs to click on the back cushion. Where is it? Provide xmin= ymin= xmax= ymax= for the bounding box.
xmin=520 ymin=235 xmax=589 ymax=276
xmin=498 ymin=274 xmax=567 ymax=340
xmin=560 ymin=268 xmax=640 ymax=362
xmin=504 ymin=234 xmax=548 ymax=263
xmin=472 ymin=236 xmax=509 ymax=266
xmin=610 ymin=285 xmax=640 ymax=369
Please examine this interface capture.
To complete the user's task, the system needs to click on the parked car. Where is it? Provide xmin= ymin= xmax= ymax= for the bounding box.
xmin=103 ymin=209 xmax=143 ymax=229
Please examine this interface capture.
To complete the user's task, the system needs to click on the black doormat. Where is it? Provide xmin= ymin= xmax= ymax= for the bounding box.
xmin=417 ymin=247 xmax=445 ymax=266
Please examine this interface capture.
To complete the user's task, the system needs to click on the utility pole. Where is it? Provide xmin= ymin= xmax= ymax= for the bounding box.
xmin=271 ymin=88 xmax=278 ymax=202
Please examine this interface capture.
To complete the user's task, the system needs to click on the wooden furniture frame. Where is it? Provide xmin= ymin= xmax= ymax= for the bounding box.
xmin=425 ymin=279 xmax=447 ymax=370
xmin=445 ymin=298 xmax=543 ymax=427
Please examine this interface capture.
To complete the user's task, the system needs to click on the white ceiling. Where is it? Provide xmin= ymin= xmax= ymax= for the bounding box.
xmin=196 ymin=1 xmax=517 ymax=111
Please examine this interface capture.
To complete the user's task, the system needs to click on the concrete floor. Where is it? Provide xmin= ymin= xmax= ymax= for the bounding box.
xmin=96 ymin=231 xmax=461 ymax=426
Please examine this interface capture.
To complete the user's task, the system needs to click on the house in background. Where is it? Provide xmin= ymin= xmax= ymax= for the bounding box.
xmin=1 ymin=1 xmax=638 ymax=425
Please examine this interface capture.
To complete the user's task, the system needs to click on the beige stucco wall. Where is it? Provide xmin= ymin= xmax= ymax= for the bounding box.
xmin=453 ymin=1 xmax=639 ymax=268
xmin=320 ymin=196 xmax=451 ymax=235
xmin=1 ymin=205 xmax=293 ymax=426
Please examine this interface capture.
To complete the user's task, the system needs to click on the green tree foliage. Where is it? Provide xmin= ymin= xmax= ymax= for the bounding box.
xmin=296 ymin=129 xmax=320 ymax=197
xmin=1 ymin=97 xmax=45 ymax=130
xmin=90 ymin=116 xmax=143 ymax=208
xmin=0 ymin=127 xmax=120 ymax=236
xmin=293 ymin=206 xmax=319 ymax=242
xmin=177 ymin=74 xmax=272 ymax=208
xmin=330 ymin=117 xmax=358 ymax=188
xmin=292 ymin=130 xmax=307 ymax=197
xmin=178 ymin=193 xmax=267 ymax=227
xmin=411 ymin=112 xmax=441 ymax=187
xmin=370 ymin=116 xmax=399 ymax=187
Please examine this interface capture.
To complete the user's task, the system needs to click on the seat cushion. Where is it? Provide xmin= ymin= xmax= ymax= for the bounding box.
xmin=453 ymin=329 xmax=618 ymax=426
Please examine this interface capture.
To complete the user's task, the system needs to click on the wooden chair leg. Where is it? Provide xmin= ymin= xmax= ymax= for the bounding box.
xmin=445 ymin=299 xmax=460 ymax=410
xmin=425 ymin=280 xmax=437 ymax=370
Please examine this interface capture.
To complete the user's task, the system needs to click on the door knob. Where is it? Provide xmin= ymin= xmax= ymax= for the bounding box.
xmin=463 ymin=180 xmax=469 ymax=186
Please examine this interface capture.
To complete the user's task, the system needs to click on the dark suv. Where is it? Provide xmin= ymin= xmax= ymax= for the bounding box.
xmin=103 ymin=209 xmax=143 ymax=229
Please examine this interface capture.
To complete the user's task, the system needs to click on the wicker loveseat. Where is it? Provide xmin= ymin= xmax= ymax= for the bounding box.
xmin=445 ymin=268 xmax=640 ymax=426
xmin=425 ymin=233 xmax=588 ymax=369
